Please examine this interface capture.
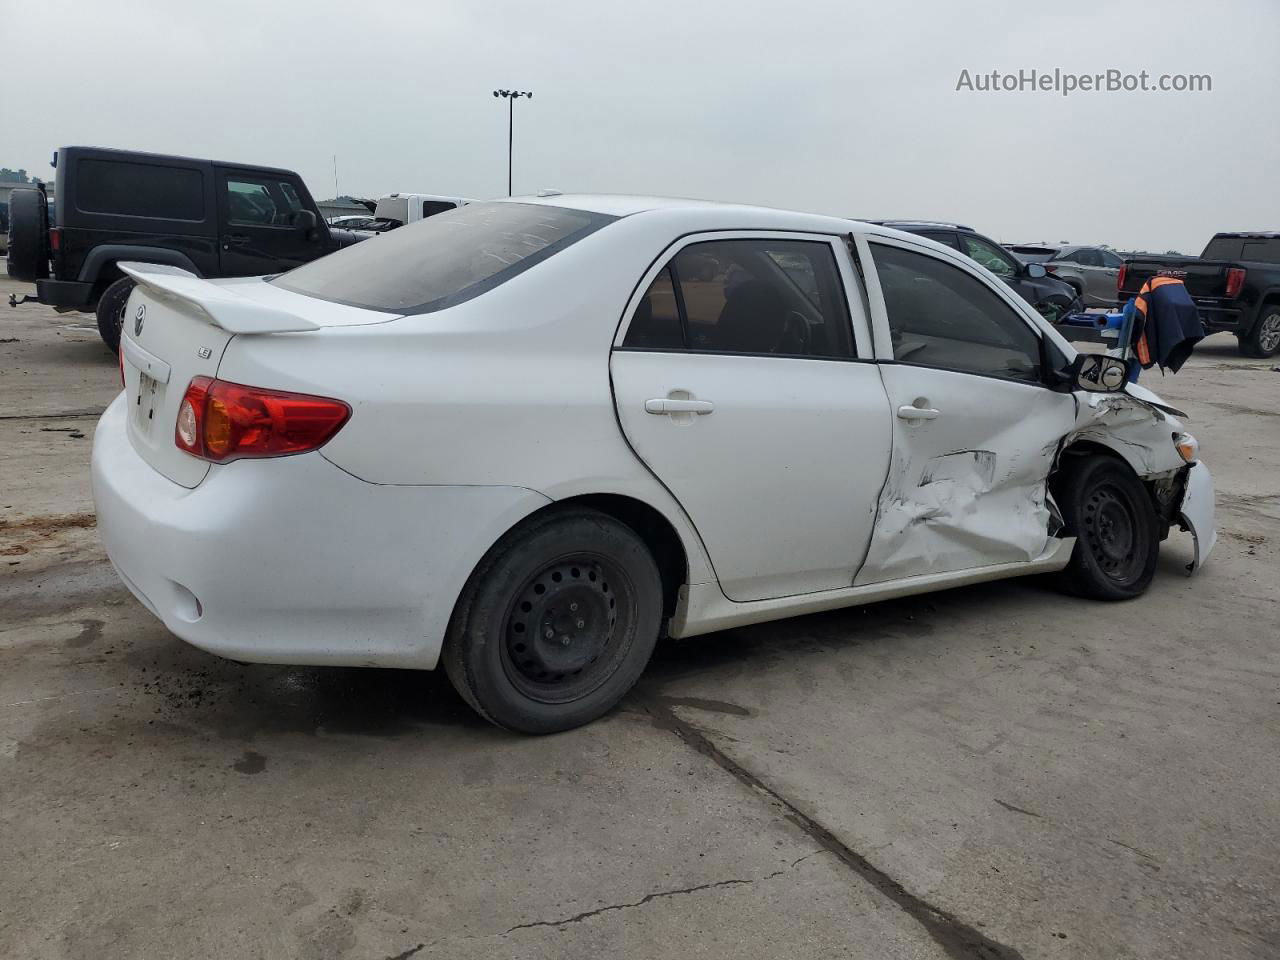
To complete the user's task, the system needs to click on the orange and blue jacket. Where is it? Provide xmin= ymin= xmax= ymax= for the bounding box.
xmin=1131 ymin=276 xmax=1204 ymax=373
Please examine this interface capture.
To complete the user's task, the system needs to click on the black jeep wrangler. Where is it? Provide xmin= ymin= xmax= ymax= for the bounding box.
xmin=6 ymin=146 xmax=365 ymax=351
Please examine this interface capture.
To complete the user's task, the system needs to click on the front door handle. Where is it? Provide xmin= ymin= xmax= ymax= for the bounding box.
xmin=897 ymin=404 xmax=940 ymax=421
xmin=223 ymin=234 xmax=251 ymax=247
xmin=645 ymin=398 xmax=715 ymax=415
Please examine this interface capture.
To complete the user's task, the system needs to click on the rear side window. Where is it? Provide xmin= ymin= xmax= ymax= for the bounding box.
xmin=870 ymin=243 xmax=1042 ymax=383
xmin=624 ymin=239 xmax=854 ymax=358
xmin=422 ymin=200 xmax=456 ymax=218
xmin=1240 ymin=239 xmax=1280 ymax=264
xmin=274 ymin=202 xmax=615 ymax=314
xmin=76 ymin=159 xmax=205 ymax=221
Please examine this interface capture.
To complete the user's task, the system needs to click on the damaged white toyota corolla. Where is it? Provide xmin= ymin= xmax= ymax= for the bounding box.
xmin=92 ymin=197 xmax=1216 ymax=732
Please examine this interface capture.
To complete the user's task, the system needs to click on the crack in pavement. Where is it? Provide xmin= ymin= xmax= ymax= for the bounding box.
xmin=641 ymin=695 xmax=1026 ymax=960
xmin=504 ymin=870 xmax=787 ymax=934
xmin=0 ymin=409 xmax=106 ymax=421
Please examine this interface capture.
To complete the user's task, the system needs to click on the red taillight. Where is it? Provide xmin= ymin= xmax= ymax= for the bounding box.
xmin=175 ymin=376 xmax=350 ymax=463
xmin=48 ymin=227 xmax=61 ymax=252
xmin=1044 ymin=264 xmax=1058 ymax=273
xmin=1116 ymin=263 xmax=1128 ymax=291
xmin=118 ymin=343 xmax=126 ymax=387
xmin=1225 ymin=267 xmax=1246 ymax=299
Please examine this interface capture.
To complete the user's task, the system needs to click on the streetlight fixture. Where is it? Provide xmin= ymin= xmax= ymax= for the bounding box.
xmin=493 ymin=89 xmax=533 ymax=197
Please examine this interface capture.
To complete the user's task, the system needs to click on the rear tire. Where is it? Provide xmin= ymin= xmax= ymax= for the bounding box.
xmin=95 ymin=277 xmax=135 ymax=354
xmin=443 ymin=508 xmax=663 ymax=734
xmin=1238 ymin=306 xmax=1280 ymax=358
xmin=5 ymin=188 xmax=49 ymax=282
xmin=1056 ymin=455 xmax=1159 ymax=600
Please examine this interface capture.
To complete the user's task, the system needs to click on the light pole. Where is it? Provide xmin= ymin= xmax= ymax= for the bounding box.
xmin=493 ymin=89 xmax=533 ymax=196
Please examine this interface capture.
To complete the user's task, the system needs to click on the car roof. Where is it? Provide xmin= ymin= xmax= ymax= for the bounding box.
xmin=1210 ymin=231 xmax=1280 ymax=239
xmin=859 ymin=219 xmax=976 ymax=232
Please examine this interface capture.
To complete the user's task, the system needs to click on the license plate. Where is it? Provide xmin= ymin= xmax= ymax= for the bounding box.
xmin=134 ymin=372 xmax=160 ymax=435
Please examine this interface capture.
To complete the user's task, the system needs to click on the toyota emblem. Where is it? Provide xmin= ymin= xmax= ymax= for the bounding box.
xmin=134 ymin=304 xmax=146 ymax=337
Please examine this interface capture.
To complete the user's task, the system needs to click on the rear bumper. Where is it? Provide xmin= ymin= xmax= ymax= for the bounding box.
xmin=91 ymin=394 xmax=549 ymax=669
xmin=35 ymin=278 xmax=94 ymax=310
xmin=1194 ymin=303 xmax=1243 ymax=332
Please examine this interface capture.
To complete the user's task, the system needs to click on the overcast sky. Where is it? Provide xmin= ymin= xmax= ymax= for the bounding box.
xmin=4 ymin=0 xmax=1277 ymax=253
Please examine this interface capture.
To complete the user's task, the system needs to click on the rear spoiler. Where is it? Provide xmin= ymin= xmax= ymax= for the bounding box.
xmin=118 ymin=262 xmax=319 ymax=334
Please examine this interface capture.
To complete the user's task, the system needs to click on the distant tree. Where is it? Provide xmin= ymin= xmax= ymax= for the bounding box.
xmin=0 ymin=168 xmax=30 ymax=183
xmin=1164 ymin=250 xmax=1184 ymax=256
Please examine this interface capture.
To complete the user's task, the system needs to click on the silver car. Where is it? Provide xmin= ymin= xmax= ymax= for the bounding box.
xmin=1044 ymin=245 xmax=1125 ymax=308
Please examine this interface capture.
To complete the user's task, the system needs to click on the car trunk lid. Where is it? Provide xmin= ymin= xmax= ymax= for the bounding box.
xmin=117 ymin=262 xmax=329 ymax=487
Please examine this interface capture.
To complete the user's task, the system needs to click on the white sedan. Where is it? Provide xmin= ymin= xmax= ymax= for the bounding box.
xmin=92 ymin=197 xmax=1215 ymax=733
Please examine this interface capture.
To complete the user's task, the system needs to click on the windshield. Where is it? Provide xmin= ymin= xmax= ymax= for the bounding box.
xmin=273 ymin=202 xmax=616 ymax=313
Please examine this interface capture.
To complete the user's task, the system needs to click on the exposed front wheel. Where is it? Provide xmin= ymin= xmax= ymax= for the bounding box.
xmin=1056 ymin=455 xmax=1159 ymax=600
xmin=443 ymin=508 xmax=663 ymax=733
xmin=95 ymin=277 xmax=136 ymax=354
xmin=1238 ymin=307 xmax=1280 ymax=358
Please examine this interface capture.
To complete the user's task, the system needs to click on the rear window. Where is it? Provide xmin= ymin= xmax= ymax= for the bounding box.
xmin=273 ymin=202 xmax=615 ymax=314
xmin=76 ymin=159 xmax=205 ymax=221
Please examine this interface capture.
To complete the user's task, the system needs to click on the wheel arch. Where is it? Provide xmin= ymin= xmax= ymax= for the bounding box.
xmin=450 ymin=491 xmax=694 ymax=640
xmin=1052 ymin=438 xmax=1179 ymax=529
xmin=78 ymin=245 xmax=204 ymax=300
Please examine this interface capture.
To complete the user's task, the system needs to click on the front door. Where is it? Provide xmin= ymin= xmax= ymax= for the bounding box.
xmin=856 ymin=236 xmax=1078 ymax=584
xmin=610 ymin=233 xmax=892 ymax=602
xmin=216 ymin=168 xmax=324 ymax=276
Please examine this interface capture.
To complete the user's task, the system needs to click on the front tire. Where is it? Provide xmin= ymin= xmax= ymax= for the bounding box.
xmin=443 ymin=508 xmax=663 ymax=734
xmin=95 ymin=277 xmax=135 ymax=354
xmin=1238 ymin=306 xmax=1280 ymax=358
xmin=1056 ymin=455 xmax=1159 ymax=600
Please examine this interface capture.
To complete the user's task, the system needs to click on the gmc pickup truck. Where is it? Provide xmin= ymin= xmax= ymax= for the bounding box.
xmin=1118 ymin=232 xmax=1280 ymax=358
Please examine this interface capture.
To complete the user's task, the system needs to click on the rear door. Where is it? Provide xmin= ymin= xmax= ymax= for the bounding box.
xmin=215 ymin=168 xmax=325 ymax=276
xmin=610 ymin=232 xmax=892 ymax=602
xmin=855 ymin=235 xmax=1077 ymax=584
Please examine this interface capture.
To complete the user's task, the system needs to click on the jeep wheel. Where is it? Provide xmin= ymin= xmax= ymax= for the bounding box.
xmin=1238 ymin=307 xmax=1280 ymax=358
xmin=5 ymin=188 xmax=50 ymax=283
xmin=95 ymin=277 xmax=136 ymax=354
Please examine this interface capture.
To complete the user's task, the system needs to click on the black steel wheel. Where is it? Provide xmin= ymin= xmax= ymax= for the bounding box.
xmin=443 ymin=508 xmax=663 ymax=733
xmin=501 ymin=557 xmax=627 ymax=704
xmin=1055 ymin=454 xmax=1159 ymax=600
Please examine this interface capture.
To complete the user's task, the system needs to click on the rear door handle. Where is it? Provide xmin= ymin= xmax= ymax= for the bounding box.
xmin=223 ymin=234 xmax=251 ymax=247
xmin=897 ymin=405 xmax=940 ymax=421
xmin=645 ymin=398 xmax=715 ymax=415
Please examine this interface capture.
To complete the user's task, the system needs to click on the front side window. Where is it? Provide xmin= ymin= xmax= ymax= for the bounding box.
xmin=623 ymin=239 xmax=854 ymax=358
xmin=274 ymin=202 xmax=615 ymax=313
xmin=870 ymin=243 xmax=1043 ymax=384
xmin=225 ymin=177 xmax=303 ymax=227
xmin=1101 ymin=250 xmax=1124 ymax=268
xmin=959 ymin=234 xmax=1017 ymax=279
xmin=1075 ymin=248 xmax=1104 ymax=267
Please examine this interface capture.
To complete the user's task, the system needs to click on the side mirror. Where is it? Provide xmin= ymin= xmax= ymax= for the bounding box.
xmin=1025 ymin=262 xmax=1047 ymax=278
xmin=1070 ymin=353 xmax=1128 ymax=392
xmin=296 ymin=209 xmax=318 ymax=238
